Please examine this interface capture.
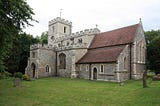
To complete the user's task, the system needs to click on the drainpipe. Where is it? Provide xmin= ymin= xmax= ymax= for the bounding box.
xmin=55 ymin=51 xmax=58 ymax=76
xmin=129 ymin=44 xmax=132 ymax=80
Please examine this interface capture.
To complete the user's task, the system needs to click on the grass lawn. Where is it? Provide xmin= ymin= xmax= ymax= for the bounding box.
xmin=0 ymin=77 xmax=160 ymax=106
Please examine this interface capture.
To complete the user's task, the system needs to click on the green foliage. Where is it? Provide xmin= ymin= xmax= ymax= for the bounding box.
xmin=4 ymin=32 xmax=48 ymax=74
xmin=145 ymin=30 xmax=160 ymax=74
xmin=40 ymin=32 xmax=48 ymax=44
xmin=0 ymin=78 xmax=160 ymax=106
xmin=4 ymin=33 xmax=40 ymax=74
xmin=14 ymin=72 xmax=23 ymax=78
xmin=22 ymin=74 xmax=31 ymax=81
xmin=0 ymin=0 xmax=36 ymax=72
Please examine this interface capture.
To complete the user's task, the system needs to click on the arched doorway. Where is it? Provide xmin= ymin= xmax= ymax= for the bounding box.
xmin=93 ymin=67 xmax=97 ymax=80
xmin=31 ymin=63 xmax=36 ymax=78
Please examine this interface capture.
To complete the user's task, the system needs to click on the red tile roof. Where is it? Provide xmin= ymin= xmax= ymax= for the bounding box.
xmin=77 ymin=24 xmax=139 ymax=64
xmin=77 ymin=46 xmax=125 ymax=64
xmin=90 ymin=24 xmax=139 ymax=49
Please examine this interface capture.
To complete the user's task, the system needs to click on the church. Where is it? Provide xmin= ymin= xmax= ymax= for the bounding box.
xmin=25 ymin=17 xmax=146 ymax=82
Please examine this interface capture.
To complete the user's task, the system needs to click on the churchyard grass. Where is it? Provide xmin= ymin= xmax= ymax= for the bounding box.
xmin=0 ymin=77 xmax=160 ymax=106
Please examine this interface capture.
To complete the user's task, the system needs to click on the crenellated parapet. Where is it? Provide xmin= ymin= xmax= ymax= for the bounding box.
xmin=53 ymin=28 xmax=100 ymax=42
xmin=30 ymin=44 xmax=53 ymax=50
xmin=49 ymin=17 xmax=72 ymax=26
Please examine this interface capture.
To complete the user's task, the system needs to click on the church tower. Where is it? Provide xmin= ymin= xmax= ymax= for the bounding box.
xmin=48 ymin=17 xmax=72 ymax=46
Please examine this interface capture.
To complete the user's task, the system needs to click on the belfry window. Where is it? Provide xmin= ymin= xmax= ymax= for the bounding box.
xmin=64 ymin=26 xmax=66 ymax=33
xmin=59 ymin=53 xmax=66 ymax=69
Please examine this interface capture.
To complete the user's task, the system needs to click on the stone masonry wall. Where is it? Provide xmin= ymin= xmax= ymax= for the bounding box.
xmin=132 ymin=23 xmax=146 ymax=79
xmin=79 ymin=63 xmax=117 ymax=81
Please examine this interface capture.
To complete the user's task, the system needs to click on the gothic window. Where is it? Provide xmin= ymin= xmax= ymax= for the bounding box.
xmin=142 ymin=45 xmax=145 ymax=63
xmin=100 ymin=65 xmax=104 ymax=73
xmin=59 ymin=53 xmax=66 ymax=69
xmin=78 ymin=38 xmax=82 ymax=44
xmin=137 ymin=43 xmax=141 ymax=63
xmin=124 ymin=57 xmax=127 ymax=70
xmin=64 ymin=26 xmax=66 ymax=33
xmin=86 ymin=65 xmax=89 ymax=71
xmin=32 ymin=52 xmax=35 ymax=58
xmin=46 ymin=65 xmax=50 ymax=72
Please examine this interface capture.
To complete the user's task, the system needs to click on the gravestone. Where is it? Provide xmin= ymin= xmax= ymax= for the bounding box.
xmin=13 ymin=78 xmax=22 ymax=87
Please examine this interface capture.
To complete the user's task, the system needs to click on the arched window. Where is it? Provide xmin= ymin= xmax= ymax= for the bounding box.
xmin=124 ymin=57 xmax=127 ymax=70
xmin=64 ymin=26 xmax=66 ymax=33
xmin=100 ymin=64 xmax=104 ymax=73
xmin=59 ymin=53 xmax=66 ymax=69
xmin=46 ymin=65 xmax=50 ymax=72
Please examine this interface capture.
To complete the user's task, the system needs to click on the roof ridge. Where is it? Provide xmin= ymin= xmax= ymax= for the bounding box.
xmin=100 ymin=23 xmax=139 ymax=34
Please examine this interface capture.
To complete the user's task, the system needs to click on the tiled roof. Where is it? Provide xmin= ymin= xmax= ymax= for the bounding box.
xmin=77 ymin=24 xmax=139 ymax=64
xmin=77 ymin=46 xmax=125 ymax=64
xmin=90 ymin=24 xmax=139 ymax=49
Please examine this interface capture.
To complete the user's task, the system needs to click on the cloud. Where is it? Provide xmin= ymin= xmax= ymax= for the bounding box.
xmin=24 ymin=0 xmax=160 ymax=36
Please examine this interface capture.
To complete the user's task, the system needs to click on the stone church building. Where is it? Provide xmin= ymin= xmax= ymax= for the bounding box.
xmin=25 ymin=17 xmax=146 ymax=82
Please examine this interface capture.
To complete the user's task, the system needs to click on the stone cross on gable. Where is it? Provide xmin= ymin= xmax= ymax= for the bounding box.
xmin=60 ymin=9 xmax=63 ymax=18
xmin=96 ymin=24 xmax=98 ymax=28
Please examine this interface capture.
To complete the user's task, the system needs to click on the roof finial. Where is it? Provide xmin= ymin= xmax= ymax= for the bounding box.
xmin=60 ymin=9 xmax=63 ymax=18
xmin=139 ymin=18 xmax=142 ymax=22
xmin=139 ymin=18 xmax=143 ymax=25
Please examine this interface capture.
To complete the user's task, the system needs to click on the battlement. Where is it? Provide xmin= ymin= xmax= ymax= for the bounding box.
xmin=53 ymin=28 xmax=100 ymax=42
xmin=30 ymin=44 xmax=53 ymax=50
xmin=49 ymin=17 xmax=72 ymax=26
xmin=72 ymin=28 xmax=100 ymax=36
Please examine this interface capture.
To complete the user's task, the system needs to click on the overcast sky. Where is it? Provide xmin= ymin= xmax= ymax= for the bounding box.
xmin=24 ymin=0 xmax=160 ymax=36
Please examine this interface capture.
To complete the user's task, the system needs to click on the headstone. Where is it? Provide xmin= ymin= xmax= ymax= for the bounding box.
xmin=13 ymin=78 xmax=22 ymax=87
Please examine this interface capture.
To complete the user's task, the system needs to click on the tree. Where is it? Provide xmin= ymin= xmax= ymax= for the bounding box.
xmin=145 ymin=30 xmax=160 ymax=74
xmin=18 ymin=33 xmax=40 ymax=74
xmin=0 ymin=0 xmax=36 ymax=72
xmin=5 ymin=33 xmax=40 ymax=74
xmin=40 ymin=32 xmax=48 ymax=44
xmin=147 ymin=36 xmax=160 ymax=74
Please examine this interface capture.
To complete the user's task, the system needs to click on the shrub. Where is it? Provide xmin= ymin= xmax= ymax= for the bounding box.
xmin=0 ymin=71 xmax=12 ymax=79
xmin=4 ymin=71 xmax=12 ymax=78
xmin=22 ymin=74 xmax=31 ymax=81
xmin=0 ymin=73 xmax=4 ymax=79
xmin=14 ymin=72 xmax=23 ymax=79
